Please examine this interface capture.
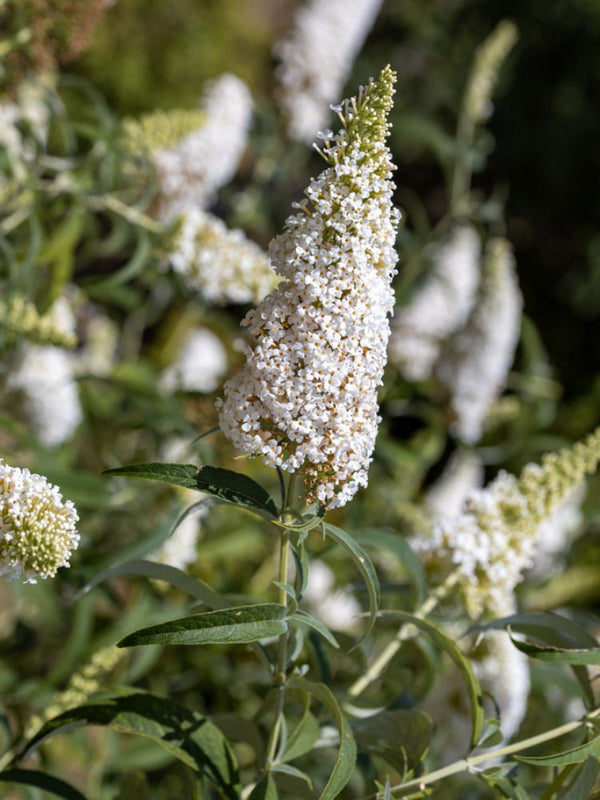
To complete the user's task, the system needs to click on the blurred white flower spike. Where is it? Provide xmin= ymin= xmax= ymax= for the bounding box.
xmin=275 ymin=0 xmax=384 ymax=143
xmin=0 ymin=462 xmax=79 ymax=583
xmin=437 ymin=237 xmax=522 ymax=443
xmin=218 ymin=66 xmax=400 ymax=508
xmin=389 ymin=226 xmax=481 ymax=382
xmin=154 ymin=73 xmax=253 ymax=219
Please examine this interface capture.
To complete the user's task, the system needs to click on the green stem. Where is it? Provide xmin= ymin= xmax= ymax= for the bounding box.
xmin=363 ymin=707 xmax=600 ymax=799
xmin=449 ymin=110 xmax=475 ymax=219
xmin=347 ymin=570 xmax=460 ymax=699
xmin=263 ymin=474 xmax=297 ymax=771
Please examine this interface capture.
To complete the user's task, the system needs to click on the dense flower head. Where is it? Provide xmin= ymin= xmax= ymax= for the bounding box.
xmin=170 ymin=209 xmax=279 ymax=305
xmin=274 ymin=0 xmax=384 ymax=143
xmin=436 ymin=237 xmax=522 ymax=443
xmin=388 ymin=226 xmax=480 ymax=382
xmin=153 ymin=74 xmax=252 ymax=220
xmin=218 ymin=66 xmax=400 ymax=508
xmin=428 ymin=427 xmax=600 ymax=617
xmin=0 ymin=461 xmax=79 ymax=583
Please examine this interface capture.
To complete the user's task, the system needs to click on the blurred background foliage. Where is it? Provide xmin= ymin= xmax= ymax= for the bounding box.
xmin=1 ymin=0 xmax=600 ymax=797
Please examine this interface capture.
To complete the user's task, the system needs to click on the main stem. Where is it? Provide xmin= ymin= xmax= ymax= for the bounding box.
xmin=348 ymin=569 xmax=460 ymax=699
xmin=264 ymin=474 xmax=296 ymax=770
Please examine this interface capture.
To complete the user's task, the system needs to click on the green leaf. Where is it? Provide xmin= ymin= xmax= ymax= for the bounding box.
xmin=118 ymin=604 xmax=287 ymax=648
xmin=22 ymin=693 xmax=240 ymax=799
xmin=0 ymin=769 xmax=86 ymax=800
xmin=281 ymin=708 xmax=320 ymax=763
xmin=75 ymin=559 xmax=225 ymax=609
xmin=516 ymin=732 xmax=600 ymax=767
xmin=271 ymin=763 xmax=312 ymax=788
xmin=248 ymin=775 xmax=278 ymax=800
xmin=104 ymin=463 xmax=278 ymax=517
xmin=353 ymin=528 xmax=426 ymax=607
xmin=559 ymin=757 xmax=600 ymax=800
xmin=381 ymin=611 xmax=484 ymax=749
xmin=322 ymin=523 xmax=380 ymax=642
xmin=289 ymin=611 xmax=340 ymax=649
xmin=508 ymin=629 xmax=600 ymax=665
xmin=474 ymin=613 xmax=598 ymax=708
xmin=290 ymin=676 xmax=356 ymax=800
xmin=352 ymin=709 xmax=433 ymax=774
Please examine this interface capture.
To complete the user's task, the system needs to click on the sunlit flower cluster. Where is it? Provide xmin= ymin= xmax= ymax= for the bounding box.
xmin=0 ymin=461 xmax=79 ymax=583
xmin=436 ymin=237 xmax=522 ymax=443
xmin=170 ymin=208 xmax=279 ymax=305
xmin=218 ymin=66 xmax=400 ymax=508
xmin=388 ymin=226 xmax=480 ymax=382
xmin=428 ymin=427 xmax=600 ymax=616
xmin=153 ymin=73 xmax=252 ymax=219
xmin=274 ymin=0 xmax=383 ymax=142
xmin=161 ymin=327 xmax=228 ymax=394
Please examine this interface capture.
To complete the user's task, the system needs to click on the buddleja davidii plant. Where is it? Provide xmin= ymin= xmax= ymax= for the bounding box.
xmin=0 ymin=66 xmax=401 ymax=800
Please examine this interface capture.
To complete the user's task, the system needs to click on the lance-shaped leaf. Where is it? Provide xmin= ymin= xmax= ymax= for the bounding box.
xmin=516 ymin=732 xmax=600 ymax=767
xmin=76 ymin=559 xmax=225 ymax=609
xmin=474 ymin=612 xmax=599 ymax=708
xmin=559 ymin=757 xmax=600 ymax=800
xmin=118 ymin=603 xmax=287 ymax=648
xmin=104 ymin=463 xmax=278 ymax=517
xmin=0 ymin=769 xmax=86 ymax=800
xmin=21 ymin=693 xmax=240 ymax=798
xmin=380 ymin=610 xmax=484 ymax=749
xmin=289 ymin=676 xmax=356 ymax=800
xmin=248 ymin=775 xmax=278 ymax=800
xmin=508 ymin=628 xmax=600 ymax=665
xmin=322 ymin=524 xmax=380 ymax=642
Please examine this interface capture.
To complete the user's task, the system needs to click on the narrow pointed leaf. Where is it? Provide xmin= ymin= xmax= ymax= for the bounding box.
xmin=75 ymin=559 xmax=225 ymax=609
xmin=282 ymin=709 xmax=320 ymax=763
xmin=508 ymin=630 xmax=600 ymax=665
xmin=516 ymin=732 xmax=600 ymax=767
xmin=290 ymin=676 xmax=356 ymax=800
xmin=289 ymin=611 xmax=340 ymax=649
xmin=104 ymin=463 xmax=277 ymax=517
xmin=272 ymin=763 xmax=312 ymax=788
xmin=20 ymin=693 xmax=240 ymax=798
xmin=381 ymin=610 xmax=484 ymax=748
xmin=352 ymin=709 xmax=433 ymax=773
xmin=323 ymin=524 xmax=380 ymax=642
xmin=118 ymin=604 xmax=287 ymax=648
xmin=0 ymin=769 xmax=86 ymax=800
xmin=474 ymin=613 xmax=598 ymax=708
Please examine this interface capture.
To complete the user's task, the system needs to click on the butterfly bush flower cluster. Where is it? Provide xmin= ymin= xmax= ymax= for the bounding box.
xmin=170 ymin=208 xmax=279 ymax=305
xmin=427 ymin=427 xmax=600 ymax=617
xmin=153 ymin=73 xmax=252 ymax=220
xmin=218 ymin=66 xmax=400 ymax=508
xmin=388 ymin=226 xmax=480 ymax=382
xmin=0 ymin=461 xmax=79 ymax=583
xmin=464 ymin=20 xmax=518 ymax=124
xmin=274 ymin=0 xmax=383 ymax=143
xmin=436 ymin=237 xmax=522 ymax=443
